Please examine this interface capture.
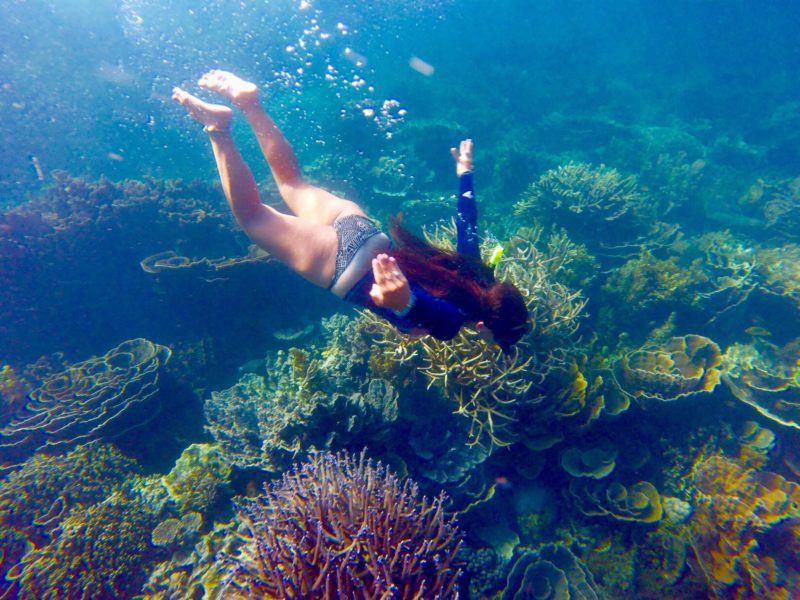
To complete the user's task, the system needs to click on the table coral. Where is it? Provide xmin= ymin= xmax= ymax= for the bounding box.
xmin=224 ymin=450 xmax=463 ymax=599
xmin=612 ymin=334 xmax=723 ymax=402
xmin=0 ymin=338 xmax=171 ymax=467
xmin=687 ymin=454 xmax=800 ymax=598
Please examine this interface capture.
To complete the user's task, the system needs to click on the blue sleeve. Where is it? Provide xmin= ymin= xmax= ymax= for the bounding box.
xmin=375 ymin=284 xmax=468 ymax=341
xmin=456 ymin=171 xmax=480 ymax=258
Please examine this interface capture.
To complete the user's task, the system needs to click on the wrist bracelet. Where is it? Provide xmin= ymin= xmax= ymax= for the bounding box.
xmin=392 ymin=290 xmax=416 ymax=317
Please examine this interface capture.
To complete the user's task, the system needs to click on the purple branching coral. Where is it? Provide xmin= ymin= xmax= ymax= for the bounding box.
xmin=224 ymin=450 xmax=463 ymax=599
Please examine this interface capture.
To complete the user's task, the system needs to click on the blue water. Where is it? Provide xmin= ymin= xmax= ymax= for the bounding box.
xmin=1 ymin=1 xmax=800 ymax=598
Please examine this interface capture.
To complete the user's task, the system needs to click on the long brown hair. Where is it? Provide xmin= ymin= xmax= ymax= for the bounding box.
xmin=389 ymin=219 xmax=530 ymax=348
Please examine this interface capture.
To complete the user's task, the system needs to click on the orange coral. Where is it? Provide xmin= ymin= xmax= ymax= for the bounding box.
xmin=688 ymin=454 xmax=800 ymax=598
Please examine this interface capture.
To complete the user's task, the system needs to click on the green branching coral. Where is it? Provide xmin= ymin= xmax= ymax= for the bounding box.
xmin=515 ymin=162 xmax=644 ymax=242
xmin=224 ymin=450 xmax=463 ymax=599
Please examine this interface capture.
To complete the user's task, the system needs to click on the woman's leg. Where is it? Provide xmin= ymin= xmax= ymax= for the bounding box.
xmin=172 ymin=88 xmax=337 ymax=287
xmin=197 ymin=70 xmax=363 ymax=225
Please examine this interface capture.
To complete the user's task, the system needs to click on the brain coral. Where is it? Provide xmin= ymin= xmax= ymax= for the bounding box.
xmin=0 ymin=338 xmax=171 ymax=466
xmin=613 ymin=334 xmax=722 ymax=402
xmin=224 ymin=450 xmax=463 ymax=599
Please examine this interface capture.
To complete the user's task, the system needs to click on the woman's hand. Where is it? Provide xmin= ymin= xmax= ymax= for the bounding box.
xmin=370 ymin=254 xmax=412 ymax=312
xmin=450 ymin=138 xmax=473 ymax=176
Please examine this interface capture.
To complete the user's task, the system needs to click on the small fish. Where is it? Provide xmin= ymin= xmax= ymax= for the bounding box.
xmin=744 ymin=326 xmax=771 ymax=337
xmin=29 ymin=154 xmax=44 ymax=181
xmin=493 ymin=475 xmax=513 ymax=490
xmin=594 ymin=537 xmax=612 ymax=553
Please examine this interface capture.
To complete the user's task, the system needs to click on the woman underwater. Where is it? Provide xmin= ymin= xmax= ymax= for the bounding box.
xmin=172 ymin=70 xmax=530 ymax=350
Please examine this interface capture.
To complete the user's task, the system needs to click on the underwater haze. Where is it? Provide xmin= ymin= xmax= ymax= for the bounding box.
xmin=1 ymin=0 xmax=800 ymax=598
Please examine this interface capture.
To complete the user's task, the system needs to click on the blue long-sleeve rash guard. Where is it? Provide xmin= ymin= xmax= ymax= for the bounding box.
xmin=344 ymin=172 xmax=479 ymax=341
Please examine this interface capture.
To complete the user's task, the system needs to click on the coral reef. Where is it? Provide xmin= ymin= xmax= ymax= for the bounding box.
xmin=569 ymin=479 xmax=663 ymax=523
xmin=502 ymin=543 xmax=601 ymax=600
xmin=561 ymin=444 xmax=618 ymax=479
xmin=141 ymin=519 xmax=244 ymax=600
xmin=224 ymin=450 xmax=463 ymax=599
xmin=763 ymin=176 xmax=800 ymax=239
xmin=204 ymin=343 xmax=399 ymax=472
xmin=612 ymin=334 xmax=723 ymax=403
xmin=161 ymin=443 xmax=232 ymax=518
xmin=722 ymin=338 xmax=800 ymax=429
xmin=687 ymin=454 xmax=800 ymax=598
xmin=0 ymin=442 xmax=139 ymax=542
xmin=602 ymin=250 xmax=696 ymax=325
xmin=0 ymin=338 xmax=171 ymax=467
xmin=7 ymin=488 xmax=165 ymax=599
xmin=151 ymin=512 xmax=203 ymax=548
xmin=515 ymin=162 xmax=644 ymax=243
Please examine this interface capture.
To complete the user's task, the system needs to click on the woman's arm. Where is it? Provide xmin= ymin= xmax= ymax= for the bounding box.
xmin=451 ymin=139 xmax=480 ymax=258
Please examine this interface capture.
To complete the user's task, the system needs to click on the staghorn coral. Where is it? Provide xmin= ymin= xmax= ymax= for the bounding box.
xmin=687 ymin=454 xmax=800 ymax=599
xmin=224 ymin=450 xmax=463 ymax=599
xmin=723 ymin=338 xmax=800 ymax=429
xmin=612 ymin=334 xmax=723 ymax=403
xmin=7 ymin=488 xmax=165 ymax=600
xmin=0 ymin=338 xmax=171 ymax=467
xmin=514 ymin=162 xmax=644 ymax=243
xmin=161 ymin=443 xmax=232 ymax=518
xmin=364 ymin=224 xmax=589 ymax=449
xmin=569 ymin=479 xmax=663 ymax=523
xmin=502 ymin=543 xmax=601 ymax=600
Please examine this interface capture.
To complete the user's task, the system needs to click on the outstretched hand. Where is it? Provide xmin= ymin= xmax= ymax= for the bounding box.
xmin=370 ymin=254 xmax=412 ymax=312
xmin=450 ymin=138 xmax=473 ymax=176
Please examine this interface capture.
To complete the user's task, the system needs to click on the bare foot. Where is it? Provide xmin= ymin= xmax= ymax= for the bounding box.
xmin=172 ymin=87 xmax=233 ymax=132
xmin=198 ymin=70 xmax=259 ymax=108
